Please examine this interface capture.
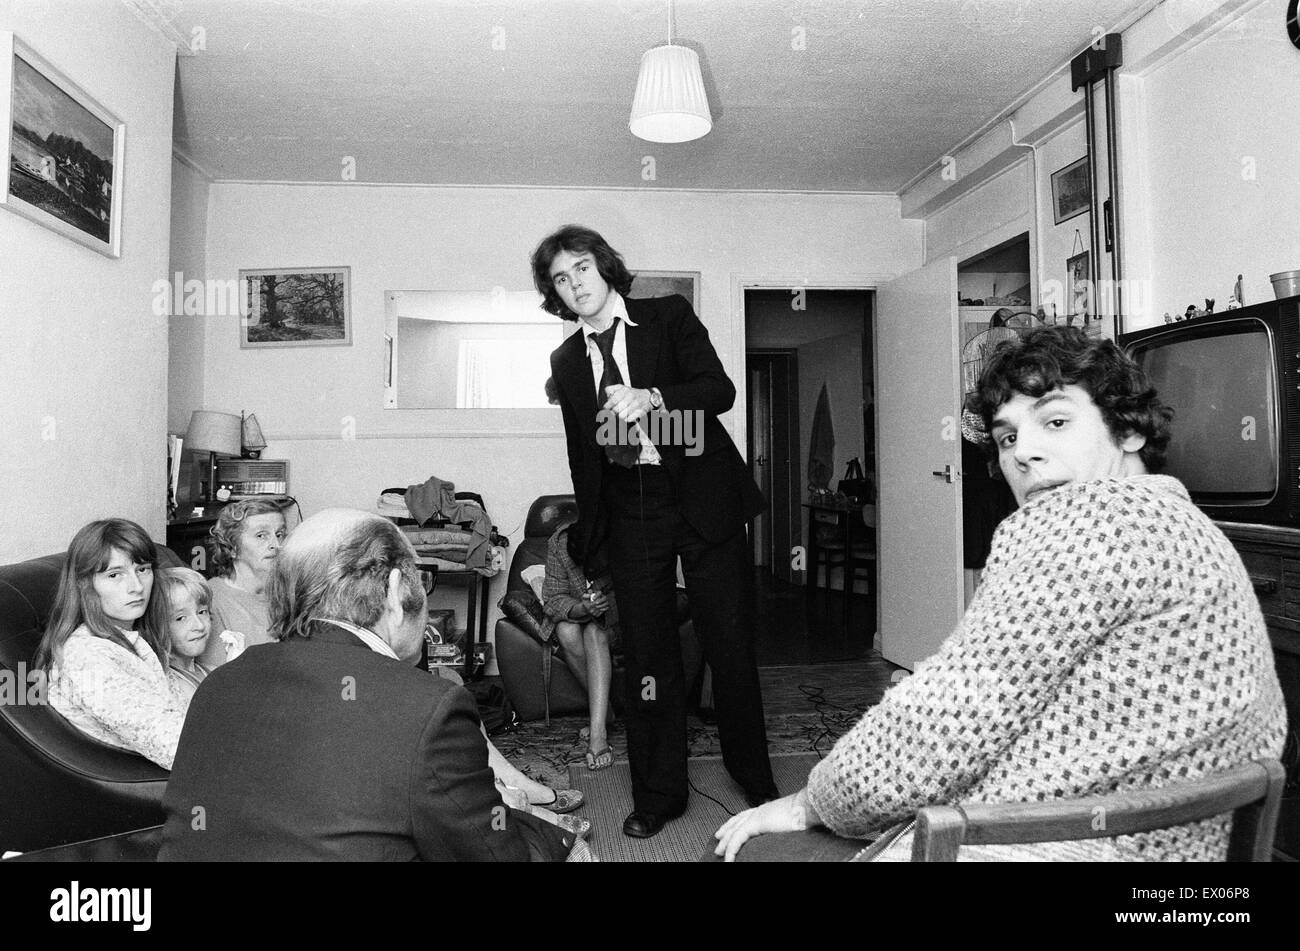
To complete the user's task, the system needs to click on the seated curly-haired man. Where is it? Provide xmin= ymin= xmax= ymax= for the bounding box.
xmin=714 ymin=326 xmax=1286 ymax=861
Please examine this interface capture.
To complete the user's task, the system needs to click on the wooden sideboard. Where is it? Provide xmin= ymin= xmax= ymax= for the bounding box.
xmin=1217 ymin=521 xmax=1300 ymax=861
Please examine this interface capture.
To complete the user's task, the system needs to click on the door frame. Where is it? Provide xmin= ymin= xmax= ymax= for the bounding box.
xmin=730 ymin=273 xmax=896 ymax=461
xmin=733 ymin=273 xmax=894 ymax=594
xmin=746 ymin=348 xmax=799 ymax=579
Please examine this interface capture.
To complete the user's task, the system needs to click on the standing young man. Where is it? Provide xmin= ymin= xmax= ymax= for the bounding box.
xmin=532 ymin=224 xmax=778 ymax=838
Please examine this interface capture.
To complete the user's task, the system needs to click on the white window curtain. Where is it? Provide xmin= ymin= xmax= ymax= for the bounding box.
xmin=456 ymin=339 xmax=552 ymax=408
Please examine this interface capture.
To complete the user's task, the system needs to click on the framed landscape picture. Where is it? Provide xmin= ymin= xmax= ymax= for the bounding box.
xmin=1 ymin=33 xmax=125 ymax=257
xmin=1051 ymin=156 xmax=1091 ymax=225
xmin=240 ymin=267 xmax=352 ymax=348
xmin=630 ymin=270 xmax=701 ymax=313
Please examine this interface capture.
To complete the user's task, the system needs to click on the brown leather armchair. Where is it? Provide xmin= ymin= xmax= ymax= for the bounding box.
xmin=0 ymin=546 xmax=182 ymax=852
xmin=494 ymin=494 xmax=700 ymax=722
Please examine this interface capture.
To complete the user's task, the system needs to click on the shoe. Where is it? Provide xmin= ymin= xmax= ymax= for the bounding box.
xmin=534 ymin=787 xmax=584 ymax=814
xmin=585 ymin=744 xmax=614 ymax=771
xmin=744 ymin=785 xmax=781 ymax=809
xmin=622 ymin=803 xmax=687 ymax=839
xmin=552 ymin=813 xmax=592 ymax=840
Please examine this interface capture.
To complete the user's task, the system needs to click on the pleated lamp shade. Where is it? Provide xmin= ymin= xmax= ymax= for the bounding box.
xmin=629 ymin=44 xmax=712 ymax=143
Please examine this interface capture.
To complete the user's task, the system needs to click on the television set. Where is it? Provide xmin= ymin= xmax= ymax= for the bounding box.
xmin=1120 ymin=294 xmax=1300 ymax=528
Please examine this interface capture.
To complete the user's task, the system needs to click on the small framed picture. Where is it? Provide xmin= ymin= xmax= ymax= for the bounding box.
xmin=1 ymin=33 xmax=125 ymax=257
xmin=1051 ymin=156 xmax=1091 ymax=225
xmin=240 ymin=267 xmax=352 ymax=348
xmin=630 ymin=270 xmax=701 ymax=314
xmin=1067 ymin=251 xmax=1091 ymax=318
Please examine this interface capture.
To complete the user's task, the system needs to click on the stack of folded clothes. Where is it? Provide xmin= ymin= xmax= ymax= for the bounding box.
xmin=376 ymin=478 xmax=503 ymax=575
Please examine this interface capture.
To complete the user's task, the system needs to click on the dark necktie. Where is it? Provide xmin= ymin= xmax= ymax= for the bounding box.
xmin=592 ymin=320 xmax=639 ymax=468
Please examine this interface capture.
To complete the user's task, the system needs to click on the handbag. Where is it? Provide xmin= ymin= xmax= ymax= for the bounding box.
xmin=838 ymin=457 xmax=872 ymax=503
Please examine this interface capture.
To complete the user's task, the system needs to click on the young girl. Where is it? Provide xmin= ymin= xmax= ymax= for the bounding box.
xmin=36 ymin=519 xmax=188 ymax=770
xmin=158 ymin=567 xmax=215 ymax=704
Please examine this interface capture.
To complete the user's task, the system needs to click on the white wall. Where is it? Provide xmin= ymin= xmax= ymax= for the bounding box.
xmin=195 ymin=183 xmax=922 ymax=643
xmin=168 ymin=155 xmax=210 ymax=433
xmin=0 ymin=3 xmax=175 ymax=562
xmin=1129 ymin=0 xmax=1300 ymax=326
xmin=906 ymin=0 xmax=1295 ymax=336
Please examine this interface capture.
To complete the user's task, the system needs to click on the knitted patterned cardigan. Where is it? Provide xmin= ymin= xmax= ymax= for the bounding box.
xmin=806 ymin=475 xmax=1287 ymax=861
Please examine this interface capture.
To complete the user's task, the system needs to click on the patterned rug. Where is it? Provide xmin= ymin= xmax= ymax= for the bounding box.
xmin=564 ymin=753 xmax=824 ymax=862
xmin=491 ymin=659 xmax=894 ymax=790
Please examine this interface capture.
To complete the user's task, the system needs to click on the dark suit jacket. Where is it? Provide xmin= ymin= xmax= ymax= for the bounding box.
xmin=550 ymin=294 xmax=765 ymax=573
xmin=158 ymin=625 xmax=571 ymax=862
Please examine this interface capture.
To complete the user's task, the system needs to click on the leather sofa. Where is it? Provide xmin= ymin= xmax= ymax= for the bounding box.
xmin=494 ymin=494 xmax=701 ymax=722
xmin=0 ymin=545 xmax=182 ymax=852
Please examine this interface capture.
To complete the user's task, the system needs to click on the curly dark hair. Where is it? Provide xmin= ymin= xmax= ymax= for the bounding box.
xmin=965 ymin=326 xmax=1174 ymax=473
xmin=530 ymin=225 xmax=635 ymax=320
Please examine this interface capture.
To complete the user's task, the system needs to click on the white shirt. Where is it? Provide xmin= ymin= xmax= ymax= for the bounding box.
xmin=580 ymin=292 xmax=662 ymax=465
xmin=315 ymin=618 xmax=401 ymax=660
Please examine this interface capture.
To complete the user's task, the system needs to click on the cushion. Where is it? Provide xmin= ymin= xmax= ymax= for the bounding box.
xmin=520 ymin=564 xmax=546 ymax=601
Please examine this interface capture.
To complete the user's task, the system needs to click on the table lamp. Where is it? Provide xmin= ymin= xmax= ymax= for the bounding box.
xmin=184 ymin=410 xmax=241 ymax=503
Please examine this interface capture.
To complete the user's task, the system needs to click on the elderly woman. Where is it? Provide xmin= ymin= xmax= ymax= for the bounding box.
xmin=715 ymin=326 xmax=1286 ymax=862
xmin=198 ymin=499 xmax=287 ymax=668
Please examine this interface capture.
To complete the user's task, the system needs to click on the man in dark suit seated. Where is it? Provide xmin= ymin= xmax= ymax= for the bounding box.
xmin=159 ymin=508 xmax=579 ymax=862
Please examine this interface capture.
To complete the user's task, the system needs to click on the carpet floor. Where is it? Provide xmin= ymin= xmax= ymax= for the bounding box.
xmin=490 ymin=659 xmax=894 ymax=791
xmin=564 ymin=752 xmax=824 ymax=863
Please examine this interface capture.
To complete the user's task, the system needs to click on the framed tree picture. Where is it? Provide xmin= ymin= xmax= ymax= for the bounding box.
xmin=1051 ymin=156 xmax=1091 ymax=225
xmin=240 ymin=267 xmax=352 ymax=348
xmin=1 ymin=33 xmax=125 ymax=257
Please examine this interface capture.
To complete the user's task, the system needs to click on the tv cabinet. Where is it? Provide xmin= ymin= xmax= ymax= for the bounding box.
xmin=1216 ymin=521 xmax=1300 ymax=860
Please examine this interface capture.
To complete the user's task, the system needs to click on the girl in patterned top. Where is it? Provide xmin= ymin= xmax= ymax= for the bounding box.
xmin=36 ymin=519 xmax=188 ymax=770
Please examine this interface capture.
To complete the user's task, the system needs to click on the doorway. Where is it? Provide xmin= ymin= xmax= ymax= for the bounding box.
xmin=743 ymin=287 xmax=876 ymax=665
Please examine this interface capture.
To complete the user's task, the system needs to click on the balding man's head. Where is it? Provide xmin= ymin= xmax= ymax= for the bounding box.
xmin=268 ymin=508 xmax=425 ymax=643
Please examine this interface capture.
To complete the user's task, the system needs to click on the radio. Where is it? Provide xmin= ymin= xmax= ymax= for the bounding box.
xmin=215 ymin=458 xmax=290 ymax=498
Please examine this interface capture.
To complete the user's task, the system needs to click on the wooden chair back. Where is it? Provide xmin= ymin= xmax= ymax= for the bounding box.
xmin=911 ymin=759 xmax=1286 ymax=862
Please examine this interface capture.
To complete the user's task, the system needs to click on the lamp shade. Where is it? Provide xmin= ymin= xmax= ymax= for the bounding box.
xmin=184 ymin=410 xmax=241 ymax=456
xmin=629 ymin=44 xmax=712 ymax=143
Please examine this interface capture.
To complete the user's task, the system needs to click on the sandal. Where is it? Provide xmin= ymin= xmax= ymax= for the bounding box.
xmin=585 ymin=744 xmax=614 ymax=771
xmin=534 ymin=787 xmax=584 ymax=814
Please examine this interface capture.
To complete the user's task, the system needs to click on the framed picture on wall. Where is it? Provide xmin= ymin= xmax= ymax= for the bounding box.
xmin=1051 ymin=156 xmax=1091 ymax=224
xmin=0 ymin=33 xmax=125 ymax=257
xmin=1067 ymin=251 xmax=1091 ymax=318
xmin=240 ymin=267 xmax=352 ymax=348
xmin=629 ymin=270 xmax=701 ymax=313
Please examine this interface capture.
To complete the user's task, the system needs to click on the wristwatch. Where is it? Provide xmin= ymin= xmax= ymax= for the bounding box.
xmin=648 ymin=387 xmax=663 ymax=410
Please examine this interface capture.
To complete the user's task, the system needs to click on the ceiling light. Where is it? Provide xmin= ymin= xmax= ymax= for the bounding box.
xmin=629 ymin=3 xmax=711 ymax=143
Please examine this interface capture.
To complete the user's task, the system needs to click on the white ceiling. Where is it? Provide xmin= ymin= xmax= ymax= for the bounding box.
xmin=144 ymin=0 xmax=1153 ymax=192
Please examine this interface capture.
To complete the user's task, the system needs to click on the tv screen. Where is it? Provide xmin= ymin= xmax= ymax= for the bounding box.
xmin=1132 ymin=325 xmax=1277 ymax=500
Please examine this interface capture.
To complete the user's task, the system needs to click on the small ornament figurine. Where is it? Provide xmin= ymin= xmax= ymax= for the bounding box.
xmin=1205 ymin=298 xmax=1215 ymax=314
xmin=1184 ymin=305 xmax=1197 ymax=320
xmin=1227 ymin=295 xmax=1241 ymax=310
xmin=1164 ymin=311 xmax=1174 ymax=324
xmin=1234 ymin=274 xmax=1244 ymax=307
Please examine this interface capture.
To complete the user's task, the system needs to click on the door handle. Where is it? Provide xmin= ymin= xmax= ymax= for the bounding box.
xmin=931 ymin=464 xmax=956 ymax=483
xmin=756 ymin=454 xmax=766 ymax=466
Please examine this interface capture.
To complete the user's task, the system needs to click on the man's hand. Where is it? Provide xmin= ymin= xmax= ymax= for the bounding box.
xmin=603 ymin=384 xmax=653 ymax=424
xmin=713 ymin=790 xmax=812 ymax=862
